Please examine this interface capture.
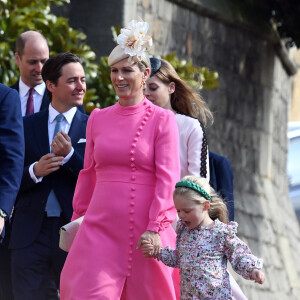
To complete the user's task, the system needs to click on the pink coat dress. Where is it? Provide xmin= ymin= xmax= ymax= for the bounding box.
xmin=60 ymin=98 xmax=181 ymax=300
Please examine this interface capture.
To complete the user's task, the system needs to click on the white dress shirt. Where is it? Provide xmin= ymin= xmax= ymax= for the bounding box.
xmin=29 ymin=104 xmax=77 ymax=183
xmin=18 ymin=78 xmax=46 ymax=116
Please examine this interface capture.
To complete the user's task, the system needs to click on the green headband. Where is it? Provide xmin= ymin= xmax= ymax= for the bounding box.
xmin=175 ymin=180 xmax=212 ymax=202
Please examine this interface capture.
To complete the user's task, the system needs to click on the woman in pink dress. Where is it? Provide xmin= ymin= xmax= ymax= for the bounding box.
xmin=60 ymin=20 xmax=180 ymax=299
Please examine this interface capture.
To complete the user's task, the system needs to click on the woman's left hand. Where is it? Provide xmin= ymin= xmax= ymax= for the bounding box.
xmin=136 ymin=231 xmax=161 ymax=257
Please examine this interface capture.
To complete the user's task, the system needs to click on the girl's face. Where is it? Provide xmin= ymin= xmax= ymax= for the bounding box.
xmin=174 ymin=194 xmax=211 ymax=230
xmin=144 ymin=75 xmax=174 ymax=110
xmin=110 ymin=58 xmax=149 ymax=106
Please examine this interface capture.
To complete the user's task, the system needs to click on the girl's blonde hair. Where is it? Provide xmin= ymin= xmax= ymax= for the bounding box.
xmin=152 ymin=59 xmax=213 ymax=127
xmin=174 ymin=175 xmax=228 ymax=223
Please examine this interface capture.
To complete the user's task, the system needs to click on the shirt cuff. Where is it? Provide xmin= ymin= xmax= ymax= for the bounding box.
xmin=0 ymin=209 xmax=8 ymax=221
xmin=29 ymin=162 xmax=43 ymax=183
xmin=147 ymin=221 xmax=160 ymax=233
xmin=62 ymin=147 xmax=74 ymax=165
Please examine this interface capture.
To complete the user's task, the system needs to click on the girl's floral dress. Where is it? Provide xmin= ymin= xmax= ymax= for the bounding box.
xmin=159 ymin=219 xmax=263 ymax=299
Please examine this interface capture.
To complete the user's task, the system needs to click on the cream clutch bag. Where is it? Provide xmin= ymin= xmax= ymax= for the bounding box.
xmin=59 ymin=216 xmax=84 ymax=252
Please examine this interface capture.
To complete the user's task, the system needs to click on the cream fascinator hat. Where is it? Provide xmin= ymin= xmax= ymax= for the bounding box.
xmin=108 ymin=20 xmax=153 ymax=66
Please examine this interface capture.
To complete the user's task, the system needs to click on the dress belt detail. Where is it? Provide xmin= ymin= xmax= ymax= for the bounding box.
xmin=96 ymin=172 xmax=155 ymax=184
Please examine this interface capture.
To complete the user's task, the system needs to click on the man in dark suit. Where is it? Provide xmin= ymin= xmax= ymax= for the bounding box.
xmin=9 ymin=53 xmax=88 ymax=300
xmin=11 ymin=30 xmax=85 ymax=114
xmin=0 ymin=84 xmax=24 ymax=299
xmin=209 ymin=151 xmax=235 ymax=221
xmin=0 ymin=30 xmax=50 ymax=300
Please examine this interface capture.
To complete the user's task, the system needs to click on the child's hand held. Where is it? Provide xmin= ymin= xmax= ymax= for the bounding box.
xmin=140 ymin=241 xmax=155 ymax=258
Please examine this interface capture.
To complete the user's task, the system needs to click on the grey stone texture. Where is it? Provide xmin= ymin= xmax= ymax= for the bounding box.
xmin=54 ymin=0 xmax=300 ymax=299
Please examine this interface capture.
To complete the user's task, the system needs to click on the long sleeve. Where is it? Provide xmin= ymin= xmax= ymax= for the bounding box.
xmin=147 ymin=110 xmax=180 ymax=233
xmin=186 ymin=120 xmax=208 ymax=179
xmin=71 ymin=109 xmax=98 ymax=220
xmin=158 ymin=220 xmax=185 ymax=268
xmin=224 ymin=222 xmax=263 ymax=280
xmin=176 ymin=114 xmax=209 ymax=180
xmin=0 ymin=86 xmax=24 ymax=218
xmin=159 ymin=247 xmax=180 ymax=268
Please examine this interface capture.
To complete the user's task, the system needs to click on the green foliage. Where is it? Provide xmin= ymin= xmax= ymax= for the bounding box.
xmin=0 ymin=0 xmax=98 ymax=107
xmin=0 ymin=1 xmax=218 ymax=112
xmin=161 ymin=53 xmax=219 ymax=90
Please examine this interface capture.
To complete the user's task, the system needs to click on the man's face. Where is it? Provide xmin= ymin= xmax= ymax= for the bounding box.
xmin=15 ymin=39 xmax=49 ymax=88
xmin=48 ymin=62 xmax=86 ymax=113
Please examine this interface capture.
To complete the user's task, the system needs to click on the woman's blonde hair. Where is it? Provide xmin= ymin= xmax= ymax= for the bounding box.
xmin=152 ymin=59 xmax=213 ymax=127
xmin=174 ymin=175 xmax=228 ymax=223
xmin=137 ymin=53 xmax=151 ymax=72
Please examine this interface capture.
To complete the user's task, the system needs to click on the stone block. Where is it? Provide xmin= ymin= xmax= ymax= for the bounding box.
xmin=278 ymin=236 xmax=300 ymax=289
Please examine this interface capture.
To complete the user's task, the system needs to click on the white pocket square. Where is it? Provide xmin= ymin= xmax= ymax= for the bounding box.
xmin=77 ymin=138 xmax=86 ymax=143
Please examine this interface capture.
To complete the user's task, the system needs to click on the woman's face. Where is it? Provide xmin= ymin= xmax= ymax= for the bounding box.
xmin=110 ymin=58 xmax=149 ymax=106
xmin=144 ymin=75 xmax=174 ymax=110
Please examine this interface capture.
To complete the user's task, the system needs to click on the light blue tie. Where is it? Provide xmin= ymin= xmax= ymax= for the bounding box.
xmin=45 ymin=114 xmax=64 ymax=217
xmin=53 ymin=113 xmax=64 ymax=140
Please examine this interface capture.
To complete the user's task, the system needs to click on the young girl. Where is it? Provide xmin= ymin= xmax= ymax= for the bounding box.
xmin=142 ymin=176 xmax=265 ymax=299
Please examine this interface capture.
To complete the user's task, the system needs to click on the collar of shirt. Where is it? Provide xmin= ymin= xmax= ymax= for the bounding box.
xmin=48 ymin=104 xmax=77 ymax=127
xmin=48 ymin=104 xmax=77 ymax=151
xmin=19 ymin=78 xmax=46 ymax=98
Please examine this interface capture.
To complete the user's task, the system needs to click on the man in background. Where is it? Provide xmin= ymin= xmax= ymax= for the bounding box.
xmin=11 ymin=30 xmax=85 ymax=115
xmin=9 ymin=52 xmax=88 ymax=300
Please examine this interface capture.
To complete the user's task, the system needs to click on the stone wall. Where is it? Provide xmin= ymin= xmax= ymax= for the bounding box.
xmin=131 ymin=2 xmax=300 ymax=299
xmin=54 ymin=0 xmax=300 ymax=298
xmin=290 ymin=50 xmax=300 ymax=122
xmin=51 ymin=0 xmax=124 ymax=57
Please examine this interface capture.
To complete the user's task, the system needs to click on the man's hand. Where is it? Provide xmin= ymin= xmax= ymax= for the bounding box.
xmin=51 ymin=131 xmax=72 ymax=157
xmin=0 ymin=216 xmax=4 ymax=235
xmin=33 ymin=153 xmax=64 ymax=178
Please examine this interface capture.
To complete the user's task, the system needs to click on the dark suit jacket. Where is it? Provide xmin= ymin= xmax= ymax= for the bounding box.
xmin=9 ymin=109 xmax=88 ymax=249
xmin=0 ymin=84 xmax=24 ymax=241
xmin=10 ymin=80 xmax=86 ymax=113
xmin=209 ymin=151 xmax=234 ymax=221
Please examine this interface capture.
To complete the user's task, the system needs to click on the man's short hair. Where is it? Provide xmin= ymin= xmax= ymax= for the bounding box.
xmin=42 ymin=52 xmax=83 ymax=101
xmin=15 ymin=31 xmax=48 ymax=57
xmin=42 ymin=52 xmax=83 ymax=84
